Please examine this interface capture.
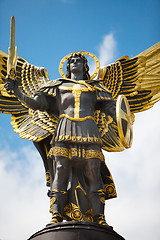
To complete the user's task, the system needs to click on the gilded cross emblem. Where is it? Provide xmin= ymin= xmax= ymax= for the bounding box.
xmin=59 ymin=83 xmax=95 ymax=119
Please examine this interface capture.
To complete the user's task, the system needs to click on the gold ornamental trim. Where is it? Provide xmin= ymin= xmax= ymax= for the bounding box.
xmin=54 ymin=133 xmax=102 ymax=145
xmin=59 ymin=114 xmax=95 ymax=121
xmin=100 ymin=197 xmax=105 ymax=205
xmin=64 ymin=202 xmax=93 ymax=222
xmin=45 ymin=171 xmax=50 ymax=185
xmin=59 ymin=51 xmax=100 ymax=80
xmin=48 ymin=146 xmax=105 ymax=161
xmin=104 ymin=183 xmax=117 ymax=198
xmin=59 ymin=83 xmax=96 ymax=120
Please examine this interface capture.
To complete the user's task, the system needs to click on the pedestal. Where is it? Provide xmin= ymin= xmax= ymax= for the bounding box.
xmin=28 ymin=221 xmax=125 ymax=240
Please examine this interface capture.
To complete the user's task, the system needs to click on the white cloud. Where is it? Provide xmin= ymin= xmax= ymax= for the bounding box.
xmin=0 ymin=145 xmax=50 ymax=240
xmin=89 ymin=32 xmax=117 ymax=77
xmin=104 ymin=102 xmax=160 ymax=239
xmin=98 ymin=32 xmax=117 ymax=67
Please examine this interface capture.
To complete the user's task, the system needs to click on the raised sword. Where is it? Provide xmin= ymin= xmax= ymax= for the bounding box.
xmin=7 ymin=16 xmax=17 ymax=80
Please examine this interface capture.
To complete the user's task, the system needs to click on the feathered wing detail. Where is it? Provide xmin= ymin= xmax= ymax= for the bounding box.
xmin=94 ymin=111 xmax=125 ymax=152
xmin=99 ymin=42 xmax=160 ymax=112
xmin=16 ymin=57 xmax=49 ymax=98
xmin=98 ymin=42 xmax=160 ymax=151
xmin=28 ymin=110 xmax=59 ymax=136
xmin=11 ymin=113 xmax=52 ymax=142
xmin=99 ymin=58 xmax=124 ymax=99
xmin=0 ymin=50 xmax=27 ymax=114
xmin=0 ymin=50 xmax=58 ymax=143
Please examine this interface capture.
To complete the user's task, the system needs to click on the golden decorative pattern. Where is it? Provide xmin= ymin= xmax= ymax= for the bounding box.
xmin=73 ymin=84 xmax=85 ymax=118
xmin=85 ymin=150 xmax=105 ymax=161
xmin=97 ymin=214 xmax=108 ymax=226
xmin=51 ymin=190 xmax=67 ymax=194
xmin=97 ymin=189 xmax=105 ymax=195
xmin=64 ymin=203 xmax=93 ymax=222
xmin=50 ymin=212 xmax=63 ymax=224
xmin=76 ymin=181 xmax=86 ymax=195
xmin=83 ymin=209 xmax=93 ymax=222
xmin=59 ymin=114 xmax=95 ymax=121
xmin=46 ymin=171 xmax=50 ymax=185
xmin=104 ymin=183 xmax=117 ymax=198
xmin=54 ymin=134 xmax=102 ymax=145
xmin=50 ymin=197 xmax=56 ymax=213
xmin=59 ymin=83 xmax=95 ymax=120
xmin=100 ymin=197 xmax=105 ymax=205
xmin=48 ymin=146 xmax=105 ymax=161
xmin=64 ymin=203 xmax=83 ymax=221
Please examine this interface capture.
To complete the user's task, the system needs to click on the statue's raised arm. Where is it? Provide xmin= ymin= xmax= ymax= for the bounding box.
xmin=4 ymin=16 xmax=42 ymax=111
xmin=5 ymin=76 xmax=44 ymax=110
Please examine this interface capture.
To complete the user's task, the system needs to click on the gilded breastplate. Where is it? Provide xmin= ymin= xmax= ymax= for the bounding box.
xmin=58 ymin=82 xmax=96 ymax=121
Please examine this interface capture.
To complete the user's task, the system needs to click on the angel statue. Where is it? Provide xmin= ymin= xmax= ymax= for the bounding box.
xmin=0 ymin=17 xmax=160 ymax=226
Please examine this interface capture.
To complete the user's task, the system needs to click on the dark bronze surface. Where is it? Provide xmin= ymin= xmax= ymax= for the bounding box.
xmin=28 ymin=222 xmax=125 ymax=240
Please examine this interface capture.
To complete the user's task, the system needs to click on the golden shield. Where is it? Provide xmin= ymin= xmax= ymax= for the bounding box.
xmin=116 ymin=95 xmax=134 ymax=149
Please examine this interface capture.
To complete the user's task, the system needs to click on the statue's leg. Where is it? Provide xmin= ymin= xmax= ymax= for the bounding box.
xmin=84 ymin=158 xmax=104 ymax=214
xmin=84 ymin=157 xmax=108 ymax=225
xmin=50 ymin=156 xmax=71 ymax=223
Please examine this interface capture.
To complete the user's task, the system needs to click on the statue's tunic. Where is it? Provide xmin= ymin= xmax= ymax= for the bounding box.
xmin=55 ymin=83 xmax=102 ymax=145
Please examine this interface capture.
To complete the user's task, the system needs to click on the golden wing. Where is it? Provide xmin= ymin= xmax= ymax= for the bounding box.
xmin=97 ymin=42 xmax=160 ymax=151
xmin=0 ymin=50 xmax=58 ymax=142
xmin=99 ymin=42 xmax=160 ymax=113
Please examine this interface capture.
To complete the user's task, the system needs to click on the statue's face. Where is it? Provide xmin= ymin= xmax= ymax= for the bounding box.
xmin=69 ymin=56 xmax=84 ymax=74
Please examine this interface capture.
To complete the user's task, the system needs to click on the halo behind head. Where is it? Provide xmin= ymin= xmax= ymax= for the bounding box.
xmin=59 ymin=51 xmax=100 ymax=80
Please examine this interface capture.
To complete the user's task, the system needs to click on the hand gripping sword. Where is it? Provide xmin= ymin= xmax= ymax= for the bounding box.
xmin=7 ymin=16 xmax=17 ymax=80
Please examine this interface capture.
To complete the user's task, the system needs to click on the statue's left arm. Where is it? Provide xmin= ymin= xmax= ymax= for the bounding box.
xmin=95 ymin=88 xmax=117 ymax=123
xmin=101 ymin=99 xmax=117 ymax=123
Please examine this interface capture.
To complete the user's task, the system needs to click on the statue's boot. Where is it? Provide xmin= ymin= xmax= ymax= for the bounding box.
xmin=50 ymin=212 xmax=63 ymax=224
xmin=88 ymin=190 xmax=108 ymax=226
xmin=49 ymin=190 xmax=68 ymax=224
xmin=93 ymin=213 xmax=108 ymax=226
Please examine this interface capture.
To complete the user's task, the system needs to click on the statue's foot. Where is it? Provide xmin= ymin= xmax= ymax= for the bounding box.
xmin=93 ymin=214 xmax=108 ymax=226
xmin=50 ymin=212 xmax=63 ymax=224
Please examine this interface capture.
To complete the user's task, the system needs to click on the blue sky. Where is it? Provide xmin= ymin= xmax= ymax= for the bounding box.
xmin=0 ymin=0 xmax=160 ymax=239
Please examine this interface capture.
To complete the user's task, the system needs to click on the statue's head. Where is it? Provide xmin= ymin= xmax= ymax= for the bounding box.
xmin=66 ymin=52 xmax=90 ymax=80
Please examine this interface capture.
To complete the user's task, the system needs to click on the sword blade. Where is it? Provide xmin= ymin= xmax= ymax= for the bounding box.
xmin=10 ymin=16 xmax=16 ymax=51
xmin=7 ymin=16 xmax=17 ymax=77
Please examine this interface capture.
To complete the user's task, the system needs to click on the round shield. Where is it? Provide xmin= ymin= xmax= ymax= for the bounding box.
xmin=116 ymin=95 xmax=134 ymax=149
